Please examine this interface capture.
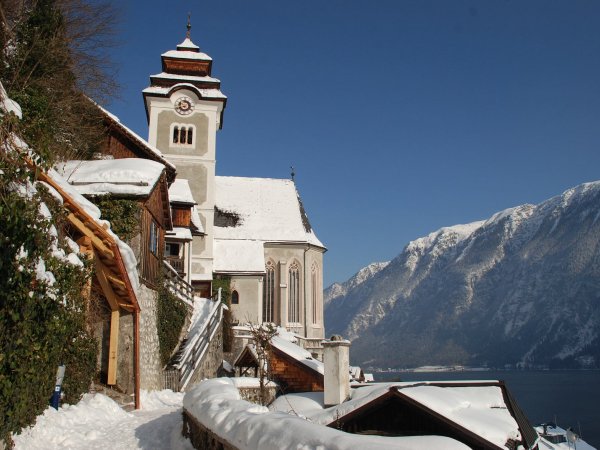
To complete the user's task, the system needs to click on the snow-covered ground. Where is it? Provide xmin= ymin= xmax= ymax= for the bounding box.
xmin=13 ymin=390 xmax=192 ymax=450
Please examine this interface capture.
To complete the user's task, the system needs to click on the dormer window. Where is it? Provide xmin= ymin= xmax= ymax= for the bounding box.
xmin=170 ymin=123 xmax=195 ymax=147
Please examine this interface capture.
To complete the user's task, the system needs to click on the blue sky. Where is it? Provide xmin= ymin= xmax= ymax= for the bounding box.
xmin=104 ymin=1 xmax=600 ymax=287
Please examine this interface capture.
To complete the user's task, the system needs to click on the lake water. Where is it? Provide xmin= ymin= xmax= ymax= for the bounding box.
xmin=375 ymin=370 xmax=600 ymax=448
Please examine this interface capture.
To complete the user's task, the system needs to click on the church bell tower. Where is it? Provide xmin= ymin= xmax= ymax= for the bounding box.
xmin=143 ymin=18 xmax=226 ymax=294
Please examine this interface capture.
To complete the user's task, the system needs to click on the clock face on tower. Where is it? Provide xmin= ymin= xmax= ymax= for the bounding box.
xmin=174 ymin=96 xmax=194 ymax=115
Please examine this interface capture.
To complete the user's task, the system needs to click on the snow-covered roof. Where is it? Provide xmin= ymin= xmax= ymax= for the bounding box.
xmin=213 ymin=240 xmax=265 ymax=273
xmin=168 ymin=179 xmax=196 ymax=205
xmin=143 ymin=84 xmax=226 ymax=99
xmin=96 ymin=104 xmax=176 ymax=173
xmin=166 ymin=227 xmax=192 ymax=241
xmin=56 ymin=159 xmax=165 ymax=197
xmin=184 ymin=378 xmax=472 ymax=450
xmin=190 ymin=205 xmax=204 ymax=234
xmin=271 ymin=334 xmax=324 ymax=375
xmin=150 ymin=72 xmax=220 ymax=83
xmin=161 ymin=49 xmax=212 ymax=61
xmin=177 ymin=37 xmax=200 ymax=50
xmin=282 ymin=381 xmax=525 ymax=449
xmin=214 ymin=176 xmax=324 ymax=248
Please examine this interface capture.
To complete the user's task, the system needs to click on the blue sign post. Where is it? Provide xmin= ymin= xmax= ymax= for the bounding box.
xmin=50 ymin=365 xmax=65 ymax=410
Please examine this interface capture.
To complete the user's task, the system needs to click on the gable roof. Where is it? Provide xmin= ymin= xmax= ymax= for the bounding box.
xmin=214 ymin=176 xmax=324 ymax=247
xmin=300 ymin=381 xmax=537 ymax=450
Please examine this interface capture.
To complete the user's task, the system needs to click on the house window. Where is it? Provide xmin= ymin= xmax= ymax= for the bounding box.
xmin=231 ymin=290 xmax=239 ymax=305
xmin=165 ymin=242 xmax=180 ymax=257
xmin=288 ymin=261 xmax=300 ymax=324
xmin=170 ymin=124 xmax=196 ymax=147
xmin=263 ymin=261 xmax=276 ymax=323
xmin=149 ymin=220 xmax=159 ymax=256
xmin=311 ymin=263 xmax=319 ymax=324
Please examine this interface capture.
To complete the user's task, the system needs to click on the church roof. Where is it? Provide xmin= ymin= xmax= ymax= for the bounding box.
xmin=213 ymin=240 xmax=265 ymax=274
xmin=214 ymin=176 xmax=324 ymax=248
xmin=161 ymin=49 xmax=212 ymax=61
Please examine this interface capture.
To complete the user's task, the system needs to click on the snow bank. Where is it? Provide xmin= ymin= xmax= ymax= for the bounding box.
xmin=183 ymin=378 xmax=471 ymax=450
xmin=14 ymin=391 xmax=192 ymax=450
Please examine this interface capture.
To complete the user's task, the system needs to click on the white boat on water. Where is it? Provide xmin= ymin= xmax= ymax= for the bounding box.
xmin=535 ymin=423 xmax=596 ymax=450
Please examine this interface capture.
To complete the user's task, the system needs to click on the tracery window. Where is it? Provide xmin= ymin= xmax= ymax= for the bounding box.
xmin=263 ymin=261 xmax=276 ymax=323
xmin=171 ymin=124 xmax=195 ymax=146
xmin=311 ymin=263 xmax=319 ymax=324
xmin=288 ymin=261 xmax=301 ymax=324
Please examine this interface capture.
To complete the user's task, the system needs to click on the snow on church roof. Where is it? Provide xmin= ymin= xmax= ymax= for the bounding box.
xmin=161 ymin=49 xmax=212 ymax=61
xmin=142 ymin=84 xmax=226 ymax=99
xmin=214 ymin=176 xmax=324 ymax=247
xmin=56 ymin=159 xmax=165 ymax=197
xmin=213 ymin=240 xmax=265 ymax=273
xmin=150 ymin=72 xmax=220 ymax=83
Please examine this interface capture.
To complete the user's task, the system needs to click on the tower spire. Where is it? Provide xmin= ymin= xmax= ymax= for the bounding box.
xmin=186 ymin=12 xmax=191 ymax=39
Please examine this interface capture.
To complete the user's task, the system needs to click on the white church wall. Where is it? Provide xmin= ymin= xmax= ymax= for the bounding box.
xmin=229 ymin=275 xmax=263 ymax=324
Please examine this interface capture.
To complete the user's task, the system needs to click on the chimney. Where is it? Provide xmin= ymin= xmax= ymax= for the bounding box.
xmin=323 ymin=335 xmax=350 ymax=407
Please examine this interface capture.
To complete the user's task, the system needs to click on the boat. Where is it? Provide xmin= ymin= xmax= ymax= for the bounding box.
xmin=535 ymin=423 xmax=596 ymax=450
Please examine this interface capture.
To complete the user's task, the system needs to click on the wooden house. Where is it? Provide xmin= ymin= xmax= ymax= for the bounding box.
xmin=234 ymin=334 xmax=324 ymax=394
xmin=39 ymin=168 xmax=142 ymax=408
xmin=56 ymin=158 xmax=172 ymax=289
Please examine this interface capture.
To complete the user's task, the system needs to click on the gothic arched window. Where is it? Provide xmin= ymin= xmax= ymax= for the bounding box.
xmin=311 ymin=263 xmax=319 ymax=324
xmin=263 ymin=261 xmax=275 ymax=323
xmin=288 ymin=261 xmax=301 ymax=324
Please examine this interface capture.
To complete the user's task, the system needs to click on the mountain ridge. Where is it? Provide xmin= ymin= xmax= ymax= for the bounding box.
xmin=325 ymin=181 xmax=600 ymax=369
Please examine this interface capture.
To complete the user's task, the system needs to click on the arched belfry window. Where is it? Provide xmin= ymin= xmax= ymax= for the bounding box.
xmin=170 ymin=123 xmax=196 ymax=147
xmin=311 ymin=263 xmax=319 ymax=324
xmin=288 ymin=261 xmax=301 ymax=324
xmin=231 ymin=290 xmax=239 ymax=305
xmin=263 ymin=261 xmax=276 ymax=323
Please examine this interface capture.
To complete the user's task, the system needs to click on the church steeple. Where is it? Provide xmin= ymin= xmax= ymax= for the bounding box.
xmin=142 ymin=18 xmax=227 ymax=128
xmin=142 ymin=20 xmax=228 ymax=294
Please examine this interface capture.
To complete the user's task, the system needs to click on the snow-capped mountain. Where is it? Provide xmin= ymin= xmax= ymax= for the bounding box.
xmin=324 ymin=262 xmax=390 ymax=306
xmin=325 ymin=181 xmax=600 ymax=369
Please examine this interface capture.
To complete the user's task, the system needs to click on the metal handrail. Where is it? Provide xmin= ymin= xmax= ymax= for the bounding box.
xmin=178 ymin=299 xmax=223 ymax=391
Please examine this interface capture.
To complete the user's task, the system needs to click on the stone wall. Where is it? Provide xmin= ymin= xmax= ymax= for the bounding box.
xmin=237 ymin=386 xmax=278 ymax=406
xmin=137 ymin=283 xmax=163 ymax=390
xmin=182 ymin=410 xmax=237 ymax=450
xmin=184 ymin=324 xmax=224 ymax=390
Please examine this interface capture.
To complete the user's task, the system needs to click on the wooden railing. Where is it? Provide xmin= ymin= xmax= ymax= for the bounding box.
xmin=165 ymin=256 xmax=185 ymax=274
xmin=163 ymin=260 xmax=194 ymax=307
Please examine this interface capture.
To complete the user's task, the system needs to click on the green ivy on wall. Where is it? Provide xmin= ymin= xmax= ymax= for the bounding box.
xmin=91 ymin=196 xmax=140 ymax=241
xmin=157 ymin=280 xmax=188 ymax=367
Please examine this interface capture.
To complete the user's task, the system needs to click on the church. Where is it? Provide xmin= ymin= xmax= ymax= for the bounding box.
xmin=142 ymin=24 xmax=326 ymax=342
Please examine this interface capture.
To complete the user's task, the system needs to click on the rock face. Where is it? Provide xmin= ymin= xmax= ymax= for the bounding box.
xmin=325 ymin=182 xmax=600 ymax=369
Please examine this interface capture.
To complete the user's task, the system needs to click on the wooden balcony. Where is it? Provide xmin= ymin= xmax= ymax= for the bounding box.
xmin=166 ymin=256 xmax=185 ymax=275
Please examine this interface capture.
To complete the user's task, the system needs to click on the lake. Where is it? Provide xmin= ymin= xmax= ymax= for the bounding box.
xmin=374 ymin=370 xmax=600 ymax=448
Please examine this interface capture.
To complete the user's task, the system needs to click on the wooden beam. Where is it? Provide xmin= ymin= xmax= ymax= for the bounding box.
xmin=106 ymin=273 xmax=127 ymax=290
xmin=94 ymin=257 xmax=120 ymax=311
xmin=68 ymin=213 xmax=114 ymax=258
xmin=107 ymin=310 xmax=119 ymax=385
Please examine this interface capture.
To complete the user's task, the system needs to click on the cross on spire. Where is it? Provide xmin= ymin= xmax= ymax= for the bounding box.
xmin=186 ymin=13 xmax=191 ymax=39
